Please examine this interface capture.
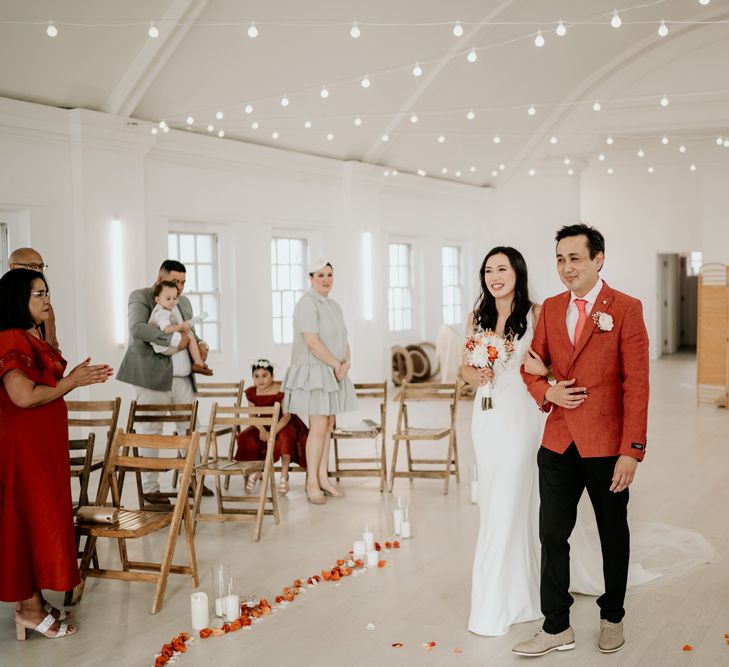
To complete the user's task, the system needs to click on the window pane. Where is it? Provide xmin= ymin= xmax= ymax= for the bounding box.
xmin=271 ymin=240 xmax=277 ymax=263
xmin=168 ymin=234 xmax=178 ymax=259
xmin=272 ymin=292 xmax=282 ymax=317
xmin=291 ymin=240 xmax=304 ymax=264
xmin=399 ymin=244 xmax=408 ymax=264
xmin=197 ymin=265 xmax=214 ymax=292
xmin=399 ymin=267 xmax=408 ymax=287
xmin=273 ymin=319 xmax=282 ymax=344
xmin=186 ymin=293 xmax=201 ymax=315
xmin=202 ymin=294 xmax=218 ymax=321
xmin=203 ymin=323 xmax=219 ymax=351
xmin=185 ymin=265 xmax=197 ymax=292
xmin=291 ymin=267 xmax=304 ymax=290
xmin=196 ymin=235 xmax=213 ymax=263
xmin=277 ymin=239 xmax=290 ymax=263
xmin=282 ymin=290 xmax=294 ymax=316
xmin=271 ymin=265 xmax=278 ymax=290
xmin=278 ymin=265 xmax=290 ymax=290
xmin=283 ymin=317 xmax=293 ymax=344
xmin=179 ymin=234 xmax=195 ymax=262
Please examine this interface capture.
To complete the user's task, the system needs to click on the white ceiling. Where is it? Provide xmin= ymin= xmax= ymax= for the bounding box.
xmin=1 ymin=0 xmax=728 ymax=185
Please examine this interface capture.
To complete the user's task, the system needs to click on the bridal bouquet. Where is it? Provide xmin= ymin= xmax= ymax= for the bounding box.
xmin=464 ymin=328 xmax=515 ymax=410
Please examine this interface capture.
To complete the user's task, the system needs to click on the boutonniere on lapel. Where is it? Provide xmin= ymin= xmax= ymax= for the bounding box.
xmin=591 ymin=311 xmax=613 ymax=332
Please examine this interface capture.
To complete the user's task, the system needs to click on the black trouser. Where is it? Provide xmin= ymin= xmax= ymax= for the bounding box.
xmin=538 ymin=443 xmax=629 ymax=634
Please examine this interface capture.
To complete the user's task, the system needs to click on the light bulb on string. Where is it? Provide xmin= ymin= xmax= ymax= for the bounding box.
xmin=162 ymin=126 xmax=169 ymax=133
xmin=455 ymin=170 xmax=461 ymax=177
xmin=384 ymin=170 xmax=390 ymax=177
xmin=466 ymin=109 xmax=475 ymax=120
xmin=637 ymin=149 xmax=645 ymax=157
xmin=660 ymin=95 xmax=669 ymax=107
xmin=493 ymin=135 xmax=501 ymax=144
xmin=690 ymin=164 xmax=697 ymax=171
xmin=412 ymin=62 xmax=423 ymax=77
xmin=593 ymin=100 xmax=602 ymax=112
xmin=148 ymin=23 xmax=159 ymax=38
xmin=527 ymin=104 xmax=536 ymax=116
xmin=159 ymin=120 xmax=167 ymax=129
xmin=215 ymin=111 xmax=224 ymax=120
xmin=607 ymin=167 xmax=614 ymax=175
xmin=564 ymin=157 xmax=571 ymax=165
xmin=186 ymin=116 xmax=194 ymax=125
xmin=568 ymin=168 xmax=574 ymax=175
xmin=648 ymin=166 xmax=655 ymax=173
xmin=207 ymin=124 xmax=214 ymax=132
xmin=699 ymin=0 xmax=710 ymax=5
xmin=46 ymin=21 xmax=58 ymax=37
xmin=248 ymin=22 xmax=258 ymax=38
xmin=150 ymin=127 xmax=158 ymax=135
xmin=244 ymin=104 xmax=253 ymax=114
xmin=534 ymin=30 xmax=545 ymax=47
xmin=354 ymin=117 xmax=362 ymax=126
xmin=320 ymin=86 xmax=329 ymax=99
xmin=281 ymin=95 xmax=289 ymax=107
xmin=438 ymin=135 xmax=446 ymax=143
xmin=381 ymin=134 xmax=389 ymax=142
xmin=528 ymin=168 xmax=536 ymax=176
xmin=442 ymin=168 xmax=448 ymax=174
xmin=716 ymin=136 xmax=724 ymax=145
xmin=550 ymin=136 xmax=558 ymax=145
xmin=304 ymin=121 xmax=311 ymax=129
xmin=453 ymin=21 xmax=464 ymax=37
xmin=658 ymin=20 xmax=668 ymax=37
xmin=417 ymin=169 xmax=426 ymax=176
xmin=350 ymin=21 xmax=360 ymax=38
xmin=252 ymin=121 xmax=259 ymax=129
xmin=218 ymin=130 xmax=224 ymax=138
xmin=606 ymin=136 xmax=614 ymax=145
xmin=724 ymin=139 xmax=729 ymax=148
xmin=467 ymin=48 xmax=478 ymax=63
xmin=361 ymin=76 xmax=370 ymax=88
xmin=556 ymin=20 xmax=567 ymax=37
xmin=272 ymin=131 xmax=279 ymax=139
xmin=679 ymin=144 xmax=687 ymax=153
xmin=470 ymin=166 xmax=476 ymax=173
xmin=491 ymin=170 xmax=498 ymax=177
xmin=611 ymin=10 xmax=622 ymax=28
xmin=326 ymin=133 xmax=334 ymax=141
xmin=661 ymin=135 xmax=669 ymax=145
xmin=410 ymin=114 xmax=418 ymax=124
xmin=598 ymin=153 xmax=606 ymax=161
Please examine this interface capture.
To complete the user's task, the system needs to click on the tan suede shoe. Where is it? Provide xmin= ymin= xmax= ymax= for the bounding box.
xmin=598 ymin=620 xmax=625 ymax=653
xmin=512 ymin=627 xmax=576 ymax=657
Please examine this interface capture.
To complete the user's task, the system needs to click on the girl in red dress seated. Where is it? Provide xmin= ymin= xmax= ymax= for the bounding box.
xmin=0 ymin=269 xmax=113 ymax=640
xmin=235 ymin=359 xmax=307 ymax=496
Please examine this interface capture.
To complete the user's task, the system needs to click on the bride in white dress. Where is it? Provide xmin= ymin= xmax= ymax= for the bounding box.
xmin=464 ymin=246 xmax=718 ymax=637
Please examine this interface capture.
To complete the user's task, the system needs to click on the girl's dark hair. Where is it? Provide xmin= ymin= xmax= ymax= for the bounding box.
xmin=251 ymin=359 xmax=274 ymax=376
xmin=154 ymin=280 xmax=178 ymax=298
xmin=472 ymin=247 xmax=531 ymax=339
xmin=0 ymin=269 xmax=48 ymax=332
xmin=308 ymin=263 xmax=333 ymax=277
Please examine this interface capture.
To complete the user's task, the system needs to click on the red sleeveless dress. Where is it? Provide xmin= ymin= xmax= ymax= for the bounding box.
xmin=0 ymin=329 xmax=80 ymax=601
xmin=234 ymin=387 xmax=308 ymax=467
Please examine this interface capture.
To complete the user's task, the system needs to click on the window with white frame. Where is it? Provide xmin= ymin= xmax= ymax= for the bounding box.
xmin=271 ymin=237 xmax=308 ymax=344
xmin=167 ymin=231 xmax=221 ymax=351
xmin=687 ymin=250 xmax=703 ymax=277
xmin=0 ymin=223 xmax=8 ymax=274
xmin=388 ymin=242 xmax=413 ymax=331
xmin=442 ymin=245 xmax=463 ymax=325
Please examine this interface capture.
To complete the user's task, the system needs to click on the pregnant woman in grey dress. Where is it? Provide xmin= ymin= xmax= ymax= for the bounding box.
xmin=282 ymin=259 xmax=356 ymax=505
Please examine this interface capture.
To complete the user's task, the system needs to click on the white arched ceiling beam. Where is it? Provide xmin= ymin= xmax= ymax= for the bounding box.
xmin=102 ymin=0 xmax=210 ymax=118
xmin=502 ymin=6 xmax=729 ymax=183
xmin=363 ymin=0 xmax=518 ymax=165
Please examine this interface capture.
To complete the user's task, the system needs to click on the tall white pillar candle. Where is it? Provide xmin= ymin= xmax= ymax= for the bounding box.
xmin=366 ymin=549 xmax=378 ymax=567
xmin=393 ymin=508 xmax=404 ymax=535
xmin=470 ymin=480 xmax=478 ymax=504
xmin=190 ymin=592 xmax=209 ymax=631
xmin=214 ymin=596 xmax=224 ymax=617
xmin=400 ymin=520 xmax=412 ymax=539
xmin=353 ymin=540 xmax=366 ymax=559
xmin=363 ymin=528 xmax=374 ymax=551
xmin=224 ymin=593 xmax=241 ymax=621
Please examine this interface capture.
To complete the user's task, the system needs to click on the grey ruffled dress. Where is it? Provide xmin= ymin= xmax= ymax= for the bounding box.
xmin=282 ymin=289 xmax=357 ymax=416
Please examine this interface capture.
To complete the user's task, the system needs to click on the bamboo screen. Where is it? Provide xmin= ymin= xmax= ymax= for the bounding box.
xmin=697 ymin=264 xmax=728 ymax=407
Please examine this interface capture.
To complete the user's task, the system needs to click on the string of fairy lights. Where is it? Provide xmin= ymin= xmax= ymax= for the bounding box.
xmin=8 ymin=0 xmax=728 ymax=180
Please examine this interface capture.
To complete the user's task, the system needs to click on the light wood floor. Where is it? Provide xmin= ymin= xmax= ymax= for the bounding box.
xmin=2 ymin=352 xmax=727 ymax=666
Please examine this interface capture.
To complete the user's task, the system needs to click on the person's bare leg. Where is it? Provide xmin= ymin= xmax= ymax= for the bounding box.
xmin=319 ymin=416 xmax=345 ymax=496
xmin=278 ymin=455 xmax=291 ymax=495
xmin=187 ymin=337 xmax=204 ymax=366
xmin=15 ymin=591 xmax=75 ymax=636
xmin=305 ymin=416 xmax=328 ymax=499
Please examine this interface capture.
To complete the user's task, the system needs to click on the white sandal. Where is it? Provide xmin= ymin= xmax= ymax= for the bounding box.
xmin=43 ymin=601 xmax=72 ymax=620
xmin=245 ymin=472 xmax=261 ymax=494
xmin=16 ymin=612 xmax=76 ymax=640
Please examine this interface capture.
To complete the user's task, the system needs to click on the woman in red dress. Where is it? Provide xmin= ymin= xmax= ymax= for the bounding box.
xmin=0 ymin=269 xmax=113 ymax=640
xmin=235 ymin=359 xmax=308 ymax=496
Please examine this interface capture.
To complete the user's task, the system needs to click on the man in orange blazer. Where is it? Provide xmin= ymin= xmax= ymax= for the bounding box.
xmin=513 ymin=224 xmax=649 ymax=658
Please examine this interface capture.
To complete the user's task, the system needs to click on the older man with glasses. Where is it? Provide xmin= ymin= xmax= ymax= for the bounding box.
xmin=7 ymin=247 xmax=59 ymax=352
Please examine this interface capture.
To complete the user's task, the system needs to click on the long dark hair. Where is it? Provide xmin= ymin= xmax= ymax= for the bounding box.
xmin=0 ymin=269 xmax=48 ymax=331
xmin=472 ymin=247 xmax=531 ymax=339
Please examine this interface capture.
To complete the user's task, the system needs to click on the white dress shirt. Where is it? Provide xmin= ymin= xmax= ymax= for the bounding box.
xmin=566 ymin=278 xmax=603 ymax=345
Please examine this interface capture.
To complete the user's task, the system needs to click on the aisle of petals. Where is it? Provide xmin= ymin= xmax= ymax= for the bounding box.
xmin=153 ymin=539 xmax=400 ymax=666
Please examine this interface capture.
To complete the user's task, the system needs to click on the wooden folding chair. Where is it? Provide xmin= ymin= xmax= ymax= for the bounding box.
xmin=192 ymin=381 xmax=245 ymax=491
xmin=73 ymin=430 xmax=200 ymax=614
xmin=66 ymin=398 xmax=122 ymax=499
xmin=388 ymin=381 xmax=460 ymax=494
xmin=332 ymin=383 xmax=388 ymax=492
xmin=69 ymin=433 xmax=96 ymax=511
xmin=120 ymin=401 xmax=198 ymax=510
xmin=194 ymin=403 xmax=281 ymax=541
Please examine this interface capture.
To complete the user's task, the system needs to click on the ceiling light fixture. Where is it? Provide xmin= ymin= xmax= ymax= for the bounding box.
xmin=611 ymin=9 xmax=622 ymax=28
xmin=499 ymin=163 xmax=506 ymax=171
xmin=148 ymin=23 xmax=159 ymax=38
xmin=453 ymin=21 xmax=464 ymax=37
xmin=438 ymin=135 xmax=446 ymax=143
xmin=467 ymin=48 xmax=478 ymax=63
xmin=660 ymin=95 xmax=669 ymax=107
xmin=46 ymin=21 xmax=58 ymax=37
xmin=186 ymin=116 xmax=194 ymax=125
xmin=207 ymin=124 xmax=214 ymax=132
xmin=593 ymin=100 xmax=602 ymax=111
xmin=252 ymin=121 xmax=259 ymax=129
xmin=598 ymin=153 xmax=606 ymax=161
xmin=281 ymin=95 xmax=289 ymax=107
xmin=534 ymin=30 xmax=545 ymax=47
xmin=466 ymin=109 xmax=475 ymax=120
xmin=215 ymin=111 xmax=224 ymax=120
xmin=272 ymin=131 xmax=279 ymax=139
xmin=556 ymin=20 xmax=567 ymax=37
xmin=150 ymin=127 xmax=158 ymax=135
xmin=361 ymin=75 xmax=370 ymax=88
xmin=550 ymin=136 xmax=558 ymax=145
xmin=658 ymin=19 xmax=669 ymax=37
xmin=637 ymin=149 xmax=645 ymax=157
xmin=412 ymin=62 xmax=423 ymax=77
xmin=326 ymin=133 xmax=334 ymax=141
xmin=382 ymin=134 xmax=389 ymax=142
xmin=527 ymin=104 xmax=536 ymax=116
xmin=528 ymin=168 xmax=536 ymax=176
xmin=564 ymin=157 xmax=571 ymax=165
xmin=470 ymin=166 xmax=476 ymax=172
xmin=218 ymin=130 xmax=224 ymax=138
xmin=320 ymin=86 xmax=329 ymax=98
xmin=244 ymin=104 xmax=253 ymax=114
xmin=689 ymin=164 xmax=697 ymax=171
xmin=661 ymin=135 xmax=669 ymax=145
xmin=606 ymin=136 xmax=614 ymax=145
xmin=304 ymin=121 xmax=311 ymax=128
xmin=248 ymin=22 xmax=258 ymax=38
xmin=410 ymin=114 xmax=418 ymax=123
xmin=648 ymin=166 xmax=655 ymax=173
xmin=354 ymin=117 xmax=362 ymax=126
xmin=679 ymin=144 xmax=687 ymax=153
xmin=350 ymin=21 xmax=360 ymax=38
xmin=493 ymin=135 xmax=501 ymax=144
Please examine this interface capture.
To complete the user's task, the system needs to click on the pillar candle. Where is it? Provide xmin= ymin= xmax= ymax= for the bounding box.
xmin=470 ymin=480 xmax=478 ymax=504
xmin=400 ymin=520 xmax=412 ymax=539
xmin=366 ymin=549 xmax=378 ymax=567
xmin=393 ymin=508 xmax=404 ymax=535
xmin=224 ymin=594 xmax=241 ymax=621
xmin=353 ymin=540 xmax=366 ymax=559
xmin=190 ymin=592 xmax=209 ymax=631
xmin=363 ymin=528 xmax=374 ymax=551
xmin=214 ymin=596 xmax=224 ymax=617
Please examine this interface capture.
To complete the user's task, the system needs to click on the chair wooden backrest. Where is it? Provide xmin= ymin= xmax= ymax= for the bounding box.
xmin=194 ymin=402 xmax=282 ymax=541
xmin=195 ymin=380 xmax=246 ymax=469
xmin=389 ymin=381 xmax=460 ymax=494
xmin=69 ymin=433 xmax=96 ymax=511
xmin=75 ymin=430 xmax=200 ymax=614
xmin=66 ymin=398 xmax=122 ymax=469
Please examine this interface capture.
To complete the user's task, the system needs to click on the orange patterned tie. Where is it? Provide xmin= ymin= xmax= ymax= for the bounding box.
xmin=573 ymin=298 xmax=588 ymax=344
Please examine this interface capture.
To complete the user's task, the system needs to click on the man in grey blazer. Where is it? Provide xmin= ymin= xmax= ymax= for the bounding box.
xmin=117 ymin=259 xmax=211 ymax=503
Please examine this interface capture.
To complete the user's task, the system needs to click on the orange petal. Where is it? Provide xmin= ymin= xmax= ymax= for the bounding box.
xmin=336 ymin=559 xmax=345 ymax=566
xmin=377 ymin=560 xmax=386 ymax=568
xmin=199 ymin=628 xmax=213 ymax=639
xmin=682 ymin=644 xmax=693 ymax=651
xmin=393 ymin=541 xmax=400 ymax=548
xmin=374 ymin=542 xmax=382 ymax=551
xmin=392 ymin=642 xmax=404 ymax=648
xmin=385 ymin=541 xmax=392 ymax=549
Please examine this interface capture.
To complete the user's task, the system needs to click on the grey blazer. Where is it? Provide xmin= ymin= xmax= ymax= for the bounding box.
xmin=116 ymin=286 xmax=199 ymax=392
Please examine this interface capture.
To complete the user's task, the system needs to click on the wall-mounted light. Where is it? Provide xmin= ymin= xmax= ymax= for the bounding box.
xmin=111 ymin=218 xmax=125 ymax=346
xmin=362 ymin=232 xmax=373 ymax=321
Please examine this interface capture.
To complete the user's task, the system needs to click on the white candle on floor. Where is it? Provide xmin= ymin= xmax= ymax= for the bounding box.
xmin=470 ymin=480 xmax=478 ymax=504
xmin=214 ymin=596 xmax=224 ymax=617
xmin=393 ymin=508 xmax=403 ymax=535
xmin=353 ymin=540 xmax=366 ymax=559
xmin=401 ymin=520 xmax=412 ymax=539
xmin=363 ymin=527 xmax=374 ymax=551
xmin=190 ymin=592 xmax=209 ymax=631
xmin=366 ymin=549 xmax=378 ymax=567
xmin=224 ymin=593 xmax=241 ymax=621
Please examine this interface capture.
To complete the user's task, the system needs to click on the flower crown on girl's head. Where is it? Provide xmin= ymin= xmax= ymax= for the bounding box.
xmin=251 ymin=358 xmax=275 ymax=374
